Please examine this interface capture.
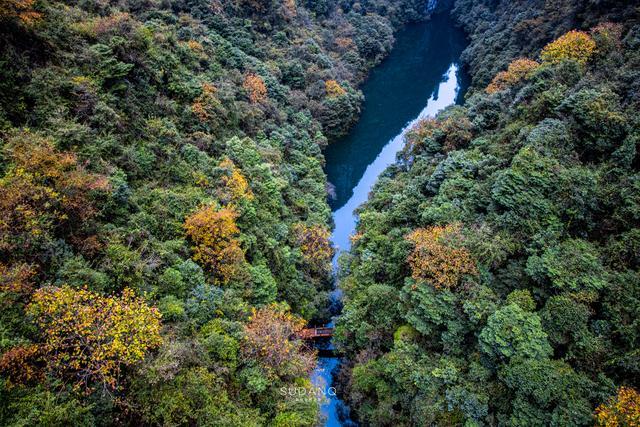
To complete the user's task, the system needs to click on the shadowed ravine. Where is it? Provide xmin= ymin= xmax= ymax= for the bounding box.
xmin=311 ymin=12 xmax=469 ymax=427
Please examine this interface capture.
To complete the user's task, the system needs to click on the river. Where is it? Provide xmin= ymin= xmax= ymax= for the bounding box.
xmin=311 ymin=12 xmax=469 ymax=427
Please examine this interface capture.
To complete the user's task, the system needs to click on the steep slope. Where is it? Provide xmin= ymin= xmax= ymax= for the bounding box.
xmin=0 ymin=0 xmax=428 ymax=425
xmin=453 ymin=0 xmax=639 ymax=91
xmin=336 ymin=3 xmax=640 ymax=426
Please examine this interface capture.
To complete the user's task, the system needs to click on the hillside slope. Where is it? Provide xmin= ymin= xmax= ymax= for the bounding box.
xmin=0 ymin=0 xmax=427 ymax=424
xmin=336 ymin=2 xmax=640 ymax=425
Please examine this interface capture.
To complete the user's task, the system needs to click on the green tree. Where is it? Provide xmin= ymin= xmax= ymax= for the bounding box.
xmin=479 ymin=304 xmax=552 ymax=362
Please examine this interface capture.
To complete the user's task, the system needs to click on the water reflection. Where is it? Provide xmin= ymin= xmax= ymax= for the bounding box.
xmin=312 ymin=12 xmax=469 ymax=427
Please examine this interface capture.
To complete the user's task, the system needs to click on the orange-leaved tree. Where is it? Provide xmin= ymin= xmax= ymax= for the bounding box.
xmin=243 ymin=73 xmax=267 ymax=104
xmin=184 ymin=205 xmax=245 ymax=284
xmin=281 ymin=0 xmax=297 ymax=19
xmin=26 ymin=286 xmax=162 ymax=391
xmin=0 ymin=0 xmax=41 ymax=25
xmin=0 ymin=344 xmax=44 ymax=386
xmin=325 ymin=80 xmax=347 ymax=98
xmin=540 ymin=30 xmax=596 ymax=65
xmin=486 ymin=58 xmax=540 ymax=94
xmin=241 ymin=304 xmax=315 ymax=378
xmin=406 ymin=223 xmax=477 ymax=290
xmin=595 ymin=386 xmax=640 ymax=426
xmin=191 ymin=82 xmax=226 ymax=130
xmin=0 ymin=132 xmax=109 ymax=257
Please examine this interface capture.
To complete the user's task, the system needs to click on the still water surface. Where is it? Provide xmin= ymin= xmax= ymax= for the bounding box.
xmin=312 ymin=12 xmax=469 ymax=426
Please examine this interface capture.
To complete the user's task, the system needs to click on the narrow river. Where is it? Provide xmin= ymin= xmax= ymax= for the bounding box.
xmin=311 ymin=12 xmax=469 ymax=426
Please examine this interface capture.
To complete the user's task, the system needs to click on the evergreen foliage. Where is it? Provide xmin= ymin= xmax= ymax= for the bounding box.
xmin=337 ymin=3 xmax=640 ymax=424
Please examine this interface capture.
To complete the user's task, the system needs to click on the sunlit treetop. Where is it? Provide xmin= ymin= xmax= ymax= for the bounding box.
xmin=540 ymin=30 xmax=596 ymax=65
xmin=26 ymin=286 xmax=162 ymax=391
xmin=595 ymin=386 xmax=640 ymax=427
xmin=486 ymin=58 xmax=540 ymax=94
xmin=405 ymin=223 xmax=477 ymax=290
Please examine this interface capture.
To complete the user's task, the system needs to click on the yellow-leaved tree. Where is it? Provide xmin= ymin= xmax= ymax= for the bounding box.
xmin=26 ymin=286 xmax=162 ymax=391
xmin=406 ymin=223 xmax=477 ymax=290
xmin=292 ymin=223 xmax=332 ymax=276
xmin=184 ymin=205 xmax=245 ymax=284
xmin=218 ymin=158 xmax=254 ymax=205
xmin=325 ymin=80 xmax=347 ymax=98
xmin=540 ymin=30 xmax=596 ymax=65
xmin=595 ymin=386 xmax=640 ymax=426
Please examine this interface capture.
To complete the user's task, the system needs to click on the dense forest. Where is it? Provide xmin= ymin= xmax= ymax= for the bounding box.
xmin=336 ymin=0 xmax=640 ymax=425
xmin=1 ymin=0 xmax=640 ymax=425
xmin=0 ymin=0 xmax=428 ymax=424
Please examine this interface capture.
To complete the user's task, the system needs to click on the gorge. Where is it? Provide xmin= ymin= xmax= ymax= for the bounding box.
xmin=313 ymin=12 xmax=468 ymax=426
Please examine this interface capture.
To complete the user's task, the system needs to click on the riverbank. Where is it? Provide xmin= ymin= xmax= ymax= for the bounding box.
xmin=313 ymin=12 xmax=469 ymax=426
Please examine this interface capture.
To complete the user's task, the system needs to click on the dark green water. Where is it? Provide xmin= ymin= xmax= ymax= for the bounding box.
xmin=325 ymin=12 xmax=469 ymax=211
xmin=310 ymin=12 xmax=469 ymax=427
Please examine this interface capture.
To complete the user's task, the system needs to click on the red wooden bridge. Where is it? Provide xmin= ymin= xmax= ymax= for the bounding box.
xmin=299 ymin=327 xmax=334 ymax=339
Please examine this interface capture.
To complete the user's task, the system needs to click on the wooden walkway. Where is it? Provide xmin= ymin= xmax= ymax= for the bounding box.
xmin=299 ymin=327 xmax=334 ymax=339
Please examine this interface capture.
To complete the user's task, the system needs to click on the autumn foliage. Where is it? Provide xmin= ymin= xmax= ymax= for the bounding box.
xmin=218 ymin=158 xmax=254 ymax=205
xmin=595 ymin=386 xmax=640 ymax=427
xmin=405 ymin=115 xmax=473 ymax=154
xmin=0 ymin=344 xmax=44 ymax=386
xmin=591 ymin=23 xmax=623 ymax=53
xmin=191 ymin=82 xmax=225 ymax=128
xmin=0 ymin=262 xmax=36 ymax=295
xmin=325 ymin=80 xmax=347 ymax=98
xmin=71 ymin=12 xmax=135 ymax=38
xmin=241 ymin=305 xmax=315 ymax=378
xmin=292 ymin=223 xmax=332 ymax=275
xmin=26 ymin=286 xmax=162 ymax=391
xmin=486 ymin=58 xmax=540 ymax=94
xmin=243 ymin=73 xmax=267 ymax=104
xmin=184 ymin=205 xmax=245 ymax=284
xmin=0 ymin=0 xmax=41 ymax=25
xmin=0 ymin=132 xmax=109 ymax=256
xmin=540 ymin=30 xmax=596 ymax=65
xmin=406 ymin=224 xmax=477 ymax=290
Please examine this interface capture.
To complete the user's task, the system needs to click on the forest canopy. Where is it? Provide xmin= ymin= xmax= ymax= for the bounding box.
xmin=1 ymin=0 xmax=640 ymax=425
xmin=0 ymin=0 xmax=430 ymax=424
xmin=336 ymin=1 xmax=640 ymax=425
